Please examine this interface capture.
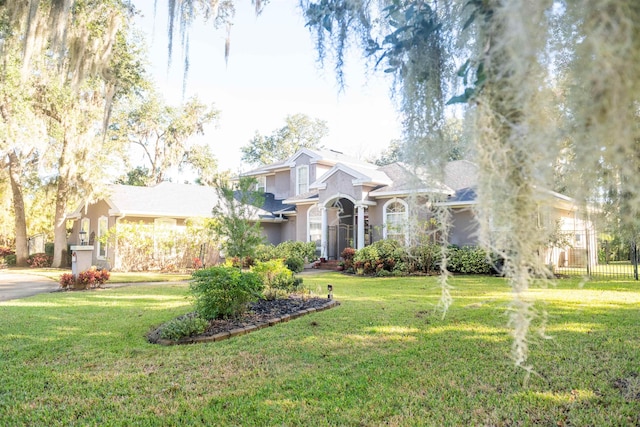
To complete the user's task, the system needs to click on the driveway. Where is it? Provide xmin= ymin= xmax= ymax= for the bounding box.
xmin=0 ymin=271 xmax=60 ymax=302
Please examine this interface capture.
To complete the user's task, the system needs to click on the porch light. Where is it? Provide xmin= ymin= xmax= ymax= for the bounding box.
xmin=79 ymin=230 xmax=87 ymax=246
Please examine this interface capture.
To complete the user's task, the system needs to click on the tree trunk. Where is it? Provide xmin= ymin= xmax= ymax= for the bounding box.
xmin=7 ymin=151 xmax=29 ymax=267
xmin=51 ymin=137 xmax=71 ymax=268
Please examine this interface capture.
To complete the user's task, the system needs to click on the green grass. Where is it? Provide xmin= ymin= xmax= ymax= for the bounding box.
xmin=1 ymin=274 xmax=638 ymax=426
xmin=6 ymin=267 xmax=191 ymax=283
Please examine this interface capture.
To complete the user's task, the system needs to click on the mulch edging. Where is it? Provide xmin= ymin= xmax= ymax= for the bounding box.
xmin=152 ymin=299 xmax=340 ymax=346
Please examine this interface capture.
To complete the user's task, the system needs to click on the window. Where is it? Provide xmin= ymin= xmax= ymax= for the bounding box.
xmin=97 ymin=216 xmax=108 ymax=259
xmin=255 ymin=176 xmax=266 ymax=192
xmin=384 ymin=199 xmax=408 ymax=244
xmin=80 ymin=218 xmax=90 ymax=245
xmin=296 ymin=165 xmax=309 ymax=195
xmin=308 ymin=205 xmax=322 ymax=255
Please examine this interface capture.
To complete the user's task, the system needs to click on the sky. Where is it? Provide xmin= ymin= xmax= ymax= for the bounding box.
xmin=134 ymin=0 xmax=401 ymax=175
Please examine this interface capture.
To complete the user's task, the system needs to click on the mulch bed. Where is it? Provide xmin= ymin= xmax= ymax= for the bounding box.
xmin=148 ymin=296 xmax=339 ymax=345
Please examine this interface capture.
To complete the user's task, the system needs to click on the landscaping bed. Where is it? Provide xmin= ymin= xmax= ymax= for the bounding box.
xmin=147 ymin=296 xmax=339 ymax=345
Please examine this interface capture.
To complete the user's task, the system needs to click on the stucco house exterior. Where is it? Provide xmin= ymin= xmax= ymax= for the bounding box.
xmin=67 ymin=148 xmax=593 ymax=270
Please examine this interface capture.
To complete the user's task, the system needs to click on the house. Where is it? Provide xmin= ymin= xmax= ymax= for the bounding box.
xmin=67 ymin=148 xmax=592 ymax=270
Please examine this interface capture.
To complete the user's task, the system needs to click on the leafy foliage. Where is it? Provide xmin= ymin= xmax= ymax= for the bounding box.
xmin=240 ymin=114 xmax=328 ymax=165
xmin=212 ymin=176 xmax=265 ymax=260
xmin=59 ymin=268 xmax=110 ymax=290
xmin=159 ymin=314 xmax=209 ymax=341
xmin=190 ymin=266 xmax=264 ymax=320
xmin=27 ymin=253 xmax=53 ymax=268
xmin=251 ymin=259 xmax=303 ymax=293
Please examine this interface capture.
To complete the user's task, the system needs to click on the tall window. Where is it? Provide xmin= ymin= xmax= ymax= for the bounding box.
xmin=296 ymin=165 xmax=309 ymax=195
xmin=384 ymin=199 xmax=408 ymax=244
xmin=97 ymin=216 xmax=108 ymax=259
xmin=308 ymin=205 xmax=322 ymax=255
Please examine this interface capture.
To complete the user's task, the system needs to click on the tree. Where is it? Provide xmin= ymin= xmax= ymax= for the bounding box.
xmin=299 ymin=0 xmax=640 ymax=370
xmin=111 ymin=91 xmax=219 ymax=185
xmin=240 ymin=113 xmax=328 ymax=166
xmin=211 ymin=176 xmax=265 ymax=261
xmin=186 ymin=144 xmax=219 ymax=186
xmin=370 ymin=139 xmax=402 ymax=166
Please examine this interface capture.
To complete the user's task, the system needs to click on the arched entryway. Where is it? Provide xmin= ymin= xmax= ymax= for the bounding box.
xmin=321 ymin=196 xmax=370 ymax=259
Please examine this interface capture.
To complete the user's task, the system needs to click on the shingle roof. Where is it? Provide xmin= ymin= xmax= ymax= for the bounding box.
xmin=369 ymin=162 xmax=454 ymax=196
xmin=106 ymin=182 xmax=219 ymax=218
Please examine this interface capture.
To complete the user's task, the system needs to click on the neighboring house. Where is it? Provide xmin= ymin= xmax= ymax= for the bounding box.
xmin=67 ymin=148 xmax=593 ymax=270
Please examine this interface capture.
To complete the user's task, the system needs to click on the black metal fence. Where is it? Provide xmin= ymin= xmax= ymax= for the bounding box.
xmin=551 ymin=234 xmax=639 ymax=280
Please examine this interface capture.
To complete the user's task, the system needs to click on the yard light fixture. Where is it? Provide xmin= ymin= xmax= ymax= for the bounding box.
xmin=79 ymin=230 xmax=87 ymax=246
xmin=327 ymin=284 xmax=333 ymax=300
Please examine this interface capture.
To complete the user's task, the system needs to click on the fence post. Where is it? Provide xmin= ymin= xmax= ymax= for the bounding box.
xmin=633 ymin=241 xmax=638 ymax=281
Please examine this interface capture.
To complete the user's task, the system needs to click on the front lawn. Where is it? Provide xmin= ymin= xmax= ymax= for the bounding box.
xmin=5 ymin=267 xmax=191 ymax=283
xmin=0 ymin=274 xmax=638 ymax=425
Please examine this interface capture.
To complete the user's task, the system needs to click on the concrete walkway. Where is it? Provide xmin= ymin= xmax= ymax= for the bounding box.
xmin=0 ymin=270 xmax=60 ymax=302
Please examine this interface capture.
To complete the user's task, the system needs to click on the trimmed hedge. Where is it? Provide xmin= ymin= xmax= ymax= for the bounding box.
xmin=349 ymin=240 xmax=495 ymax=276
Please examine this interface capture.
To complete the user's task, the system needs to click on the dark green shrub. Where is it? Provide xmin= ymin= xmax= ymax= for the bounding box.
xmin=190 ymin=266 xmax=264 ymax=320
xmin=5 ymin=254 xmax=16 ymax=266
xmin=354 ymin=239 xmax=406 ymax=275
xmin=45 ymin=243 xmax=54 ymax=256
xmin=276 ymin=241 xmax=316 ymax=262
xmin=446 ymin=245 xmax=492 ymax=274
xmin=160 ymin=314 xmax=209 ymax=341
xmin=284 ymin=255 xmax=304 ymax=273
xmin=254 ymin=244 xmax=278 ymax=262
xmin=406 ymin=244 xmax=441 ymax=274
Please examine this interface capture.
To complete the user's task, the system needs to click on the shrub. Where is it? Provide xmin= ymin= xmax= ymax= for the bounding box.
xmin=160 ymin=314 xmax=209 ymax=341
xmin=262 ymin=287 xmax=289 ymax=301
xmin=59 ymin=273 xmax=75 ymax=289
xmin=341 ymin=247 xmax=356 ymax=270
xmin=251 ymin=259 xmax=303 ymax=292
xmin=255 ymin=241 xmax=317 ymax=264
xmin=284 ymin=255 xmax=304 ymax=273
xmin=5 ymin=254 xmax=16 ymax=266
xmin=353 ymin=240 xmax=406 ymax=276
xmin=446 ymin=245 xmax=492 ymax=274
xmin=45 ymin=243 xmax=54 ymax=256
xmin=0 ymin=246 xmax=14 ymax=257
xmin=59 ymin=268 xmax=110 ymax=289
xmin=406 ymin=244 xmax=441 ymax=274
xmin=190 ymin=266 xmax=264 ymax=320
xmin=27 ymin=253 xmax=53 ymax=268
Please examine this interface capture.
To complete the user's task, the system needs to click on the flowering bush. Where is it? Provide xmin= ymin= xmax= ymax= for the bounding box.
xmin=59 ymin=268 xmax=110 ymax=290
xmin=27 ymin=253 xmax=53 ymax=268
xmin=0 ymin=246 xmax=14 ymax=257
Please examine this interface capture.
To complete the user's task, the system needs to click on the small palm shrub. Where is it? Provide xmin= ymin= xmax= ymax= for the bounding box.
xmin=190 ymin=266 xmax=263 ymax=320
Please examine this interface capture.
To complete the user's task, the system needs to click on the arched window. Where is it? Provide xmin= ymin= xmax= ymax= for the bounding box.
xmin=383 ymin=199 xmax=408 ymax=244
xmin=308 ymin=204 xmax=322 ymax=256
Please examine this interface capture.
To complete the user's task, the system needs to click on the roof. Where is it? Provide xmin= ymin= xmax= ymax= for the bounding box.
xmin=99 ymin=182 xmax=219 ymax=218
xmin=369 ymin=163 xmax=454 ymax=197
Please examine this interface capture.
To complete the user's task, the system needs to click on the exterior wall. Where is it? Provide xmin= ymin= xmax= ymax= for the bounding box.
xmin=281 ymin=217 xmax=297 ymax=242
xmin=318 ymin=171 xmax=362 ymax=203
xmin=296 ymin=205 xmax=312 ymax=242
xmin=315 ymin=164 xmax=331 ymax=180
xmin=449 ymin=208 xmax=479 ymax=246
xmin=274 ymin=170 xmax=290 ymax=199
xmin=367 ymin=201 xmax=385 ymax=242
xmin=261 ymin=223 xmax=282 ymax=245
xmin=265 ymin=174 xmax=276 ymax=193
